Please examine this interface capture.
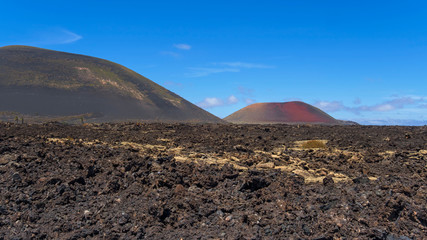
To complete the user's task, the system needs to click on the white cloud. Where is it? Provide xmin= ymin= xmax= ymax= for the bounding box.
xmin=227 ymin=95 xmax=238 ymax=104
xmin=236 ymin=86 xmax=256 ymax=105
xmin=23 ymin=27 xmax=82 ymax=45
xmin=314 ymin=96 xmax=427 ymax=114
xmin=173 ymin=43 xmax=191 ymax=50
xmin=371 ymin=104 xmax=395 ymax=112
xmin=313 ymin=96 xmax=427 ymax=125
xmin=187 ymin=61 xmax=273 ymax=77
xmin=186 ymin=67 xmax=240 ymax=77
xmin=359 ymin=97 xmax=417 ymax=112
xmin=59 ymin=29 xmax=82 ymax=44
xmin=197 ymin=97 xmax=224 ymax=108
xmin=197 ymin=95 xmax=240 ymax=109
xmin=161 ymin=43 xmax=190 ymax=58
xmin=356 ymin=119 xmax=427 ymax=126
xmin=314 ymin=101 xmax=345 ymax=112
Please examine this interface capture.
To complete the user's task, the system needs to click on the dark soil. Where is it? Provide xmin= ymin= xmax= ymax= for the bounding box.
xmin=0 ymin=123 xmax=426 ymax=239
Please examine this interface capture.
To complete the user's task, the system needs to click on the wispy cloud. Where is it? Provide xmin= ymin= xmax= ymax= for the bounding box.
xmin=217 ymin=62 xmax=275 ymax=69
xmin=186 ymin=67 xmax=240 ymax=77
xmin=355 ymin=119 xmax=427 ymax=126
xmin=59 ymin=29 xmax=82 ymax=44
xmin=161 ymin=43 xmax=191 ymax=58
xmin=238 ymin=86 xmax=254 ymax=96
xmin=314 ymin=97 xmax=427 ymax=125
xmin=356 ymin=97 xmax=418 ymax=112
xmin=353 ymin=98 xmax=361 ymax=105
xmin=315 ymin=101 xmax=346 ymax=112
xmin=236 ymin=86 xmax=257 ymax=105
xmin=197 ymin=95 xmax=239 ymax=109
xmin=23 ymin=27 xmax=82 ymax=45
xmin=187 ymin=61 xmax=273 ymax=78
xmin=314 ymin=96 xmax=427 ymax=114
xmin=160 ymin=51 xmax=180 ymax=58
xmin=173 ymin=43 xmax=191 ymax=50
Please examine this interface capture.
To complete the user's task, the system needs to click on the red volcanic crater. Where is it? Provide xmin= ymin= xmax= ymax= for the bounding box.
xmin=224 ymin=101 xmax=339 ymax=124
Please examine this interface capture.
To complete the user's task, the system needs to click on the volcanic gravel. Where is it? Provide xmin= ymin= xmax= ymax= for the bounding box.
xmin=0 ymin=123 xmax=426 ymax=239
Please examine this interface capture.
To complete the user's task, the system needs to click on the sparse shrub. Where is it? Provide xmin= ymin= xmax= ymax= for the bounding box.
xmin=301 ymin=140 xmax=327 ymax=149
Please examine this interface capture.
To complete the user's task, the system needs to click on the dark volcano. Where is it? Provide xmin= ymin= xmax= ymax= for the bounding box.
xmin=0 ymin=45 xmax=222 ymax=123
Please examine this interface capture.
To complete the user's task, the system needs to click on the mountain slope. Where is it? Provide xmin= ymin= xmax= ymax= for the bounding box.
xmin=224 ymin=101 xmax=341 ymax=124
xmin=0 ymin=45 xmax=222 ymax=123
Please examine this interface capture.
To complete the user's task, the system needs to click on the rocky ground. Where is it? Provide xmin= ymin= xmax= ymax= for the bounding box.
xmin=0 ymin=122 xmax=426 ymax=239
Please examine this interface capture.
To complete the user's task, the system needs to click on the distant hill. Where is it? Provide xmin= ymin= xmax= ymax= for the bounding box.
xmin=224 ymin=101 xmax=352 ymax=125
xmin=0 ymin=45 xmax=223 ymax=123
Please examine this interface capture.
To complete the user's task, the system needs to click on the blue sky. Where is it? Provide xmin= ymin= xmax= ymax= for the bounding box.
xmin=1 ymin=1 xmax=427 ymax=125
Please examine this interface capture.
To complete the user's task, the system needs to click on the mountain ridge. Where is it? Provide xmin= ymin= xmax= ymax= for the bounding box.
xmin=0 ymin=45 xmax=223 ymax=123
xmin=224 ymin=101 xmax=351 ymax=125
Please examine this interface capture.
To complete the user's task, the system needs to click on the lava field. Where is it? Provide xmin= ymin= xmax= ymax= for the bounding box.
xmin=0 ymin=123 xmax=426 ymax=239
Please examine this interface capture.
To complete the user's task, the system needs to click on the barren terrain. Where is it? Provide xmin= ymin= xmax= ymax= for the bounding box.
xmin=0 ymin=123 xmax=426 ymax=239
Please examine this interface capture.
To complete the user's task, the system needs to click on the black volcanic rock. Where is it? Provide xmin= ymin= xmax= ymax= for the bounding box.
xmin=0 ymin=45 xmax=222 ymax=123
